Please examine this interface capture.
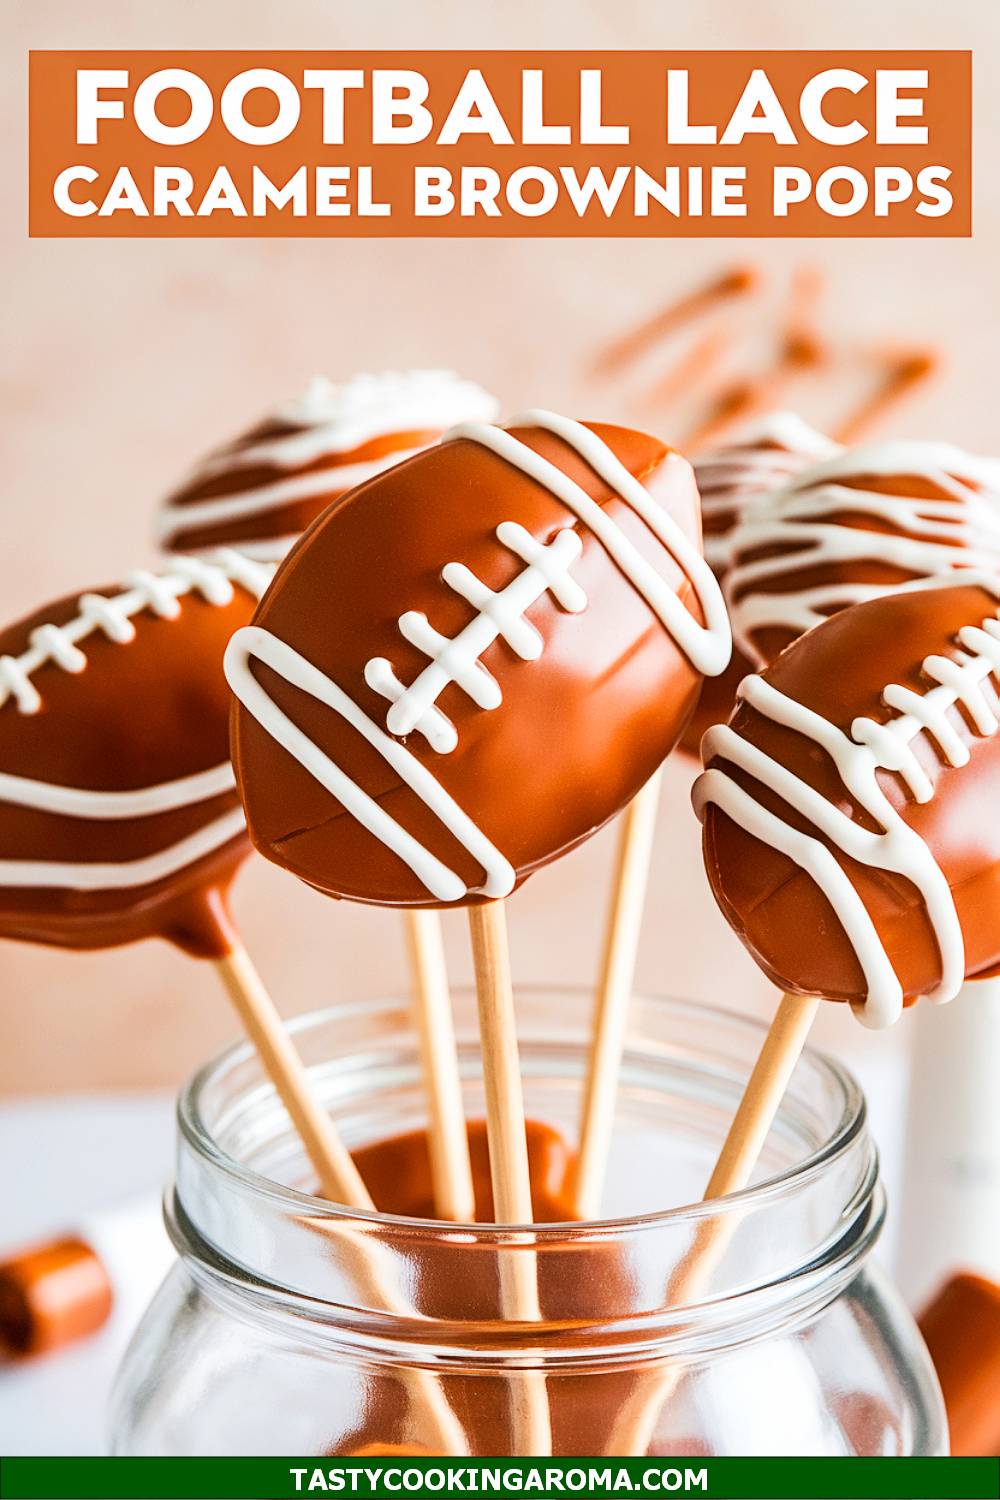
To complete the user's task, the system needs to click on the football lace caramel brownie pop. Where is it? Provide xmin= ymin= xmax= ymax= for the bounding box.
xmin=725 ymin=440 xmax=1000 ymax=668
xmin=0 ymin=552 xmax=270 ymax=956
xmin=225 ymin=408 xmax=731 ymax=1441
xmin=0 ymin=551 xmax=384 ymax=1208
xmin=158 ymin=369 xmax=498 ymax=1223
xmin=158 ymin=370 xmax=499 ymax=561
xmin=568 ymin=415 xmax=828 ymax=1217
xmin=609 ymin=574 xmax=1000 ymax=1457
xmin=225 ymin=410 xmax=732 ymax=907
xmin=695 ymin=575 xmax=1000 ymax=1027
xmin=682 ymin=412 xmax=837 ymax=752
xmin=696 ymin=411 xmax=838 ymax=576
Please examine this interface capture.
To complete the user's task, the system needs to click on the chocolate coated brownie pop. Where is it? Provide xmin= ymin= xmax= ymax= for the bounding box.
xmin=695 ymin=575 xmax=1000 ymax=1026
xmin=725 ymin=440 xmax=1000 ymax=667
xmin=158 ymin=371 xmax=499 ymax=561
xmin=0 ymin=552 xmax=268 ymax=956
xmin=682 ymin=412 xmax=837 ymax=751
xmin=227 ymin=411 xmax=732 ymax=908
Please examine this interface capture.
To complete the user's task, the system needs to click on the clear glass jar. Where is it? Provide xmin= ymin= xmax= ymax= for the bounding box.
xmin=111 ymin=989 xmax=946 ymax=1456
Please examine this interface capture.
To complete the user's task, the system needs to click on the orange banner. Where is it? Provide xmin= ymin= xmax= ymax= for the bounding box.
xmin=28 ymin=51 xmax=972 ymax=237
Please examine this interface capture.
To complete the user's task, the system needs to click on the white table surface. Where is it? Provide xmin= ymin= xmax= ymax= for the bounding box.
xmin=0 ymin=1093 xmax=177 ymax=1456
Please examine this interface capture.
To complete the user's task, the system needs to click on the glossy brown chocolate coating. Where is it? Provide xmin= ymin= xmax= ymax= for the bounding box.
xmin=681 ymin=423 xmax=829 ymax=756
xmin=702 ymin=583 xmax=1000 ymax=1004
xmin=919 ymin=1272 xmax=1000 ymax=1455
xmin=233 ymin=421 xmax=707 ymax=907
xmin=0 ymin=579 xmax=258 ymax=957
xmin=729 ymin=467 xmax=1000 ymax=667
xmin=351 ymin=1118 xmax=577 ymax=1223
xmin=165 ymin=422 xmax=447 ymax=557
xmin=337 ymin=1368 xmax=644 ymax=1457
xmin=681 ymin=647 xmax=756 ymax=761
xmin=335 ymin=1121 xmax=641 ymax=1456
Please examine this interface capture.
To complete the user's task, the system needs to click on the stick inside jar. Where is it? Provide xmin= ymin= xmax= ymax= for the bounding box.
xmin=468 ymin=899 xmax=553 ymax=1457
xmin=607 ymin=990 xmax=820 ymax=1455
xmin=569 ymin=771 xmax=662 ymax=1219
xmin=404 ymin=909 xmax=476 ymax=1223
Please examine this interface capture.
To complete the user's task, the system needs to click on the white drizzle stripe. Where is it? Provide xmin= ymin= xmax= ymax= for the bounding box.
xmin=782 ymin=439 xmax=1000 ymax=495
xmin=193 ymin=372 xmax=499 ymax=477
xmin=225 ymin=626 xmax=516 ymax=903
xmin=695 ymin=414 xmax=839 ymax=573
xmin=225 ymin=414 xmax=731 ymax=903
xmin=0 ymin=552 xmax=270 ymax=893
xmin=726 ymin=442 xmax=1000 ymax=663
xmin=696 ymin=763 xmax=902 ymax=1023
xmin=692 ymin=573 xmax=1000 ymax=1028
xmin=159 ymin=370 xmax=500 ymax=552
xmin=0 ymin=763 xmax=236 ymax=819
xmin=157 ymin=450 xmax=425 ymax=544
xmin=0 ymin=551 xmax=273 ymax=715
xmin=731 ymin=580 xmax=901 ymax=647
xmin=370 ymin=525 xmax=587 ymax=746
xmin=447 ymin=412 xmax=733 ymax=677
xmin=364 ymin=660 xmax=457 ymax=754
xmin=217 ymin=535 xmax=302 ymax=564
xmin=698 ymin=412 xmax=841 ymax=469
xmin=0 ymin=808 xmax=246 ymax=893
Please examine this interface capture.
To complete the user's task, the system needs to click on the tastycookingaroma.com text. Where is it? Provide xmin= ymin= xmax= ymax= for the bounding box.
xmin=289 ymin=1467 xmax=710 ymax=1494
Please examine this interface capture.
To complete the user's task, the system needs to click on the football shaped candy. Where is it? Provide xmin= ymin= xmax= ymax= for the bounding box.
xmin=158 ymin=370 xmax=499 ymax=561
xmin=695 ymin=412 xmax=838 ymax=576
xmin=227 ymin=410 xmax=731 ymax=907
xmin=694 ymin=575 xmax=1000 ymax=1028
xmin=0 ymin=552 xmax=269 ymax=956
xmin=725 ymin=439 xmax=1000 ymax=668
xmin=682 ymin=412 xmax=836 ymax=752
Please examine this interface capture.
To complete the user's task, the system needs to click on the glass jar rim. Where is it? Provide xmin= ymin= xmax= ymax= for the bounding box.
xmin=176 ymin=987 xmax=868 ymax=1241
xmin=168 ymin=989 xmax=882 ymax=1359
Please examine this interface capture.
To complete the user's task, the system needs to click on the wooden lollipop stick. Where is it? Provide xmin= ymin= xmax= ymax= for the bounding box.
xmin=607 ymin=990 xmax=820 ymax=1455
xmin=403 ymin=909 xmax=476 ymax=1222
xmin=569 ymin=771 xmax=662 ymax=1219
xmin=214 ymin=942 xmax=373 ymax=1209
xmin=216 ymin=940 xmax=468 ymax=1453
xmin=468 ymin=899 xmax=552 ymax=1456
xmin=469 ymin=901 xmax=536 ymax=1227
xmin=703 ymin=991 xmax=821 ymax=1199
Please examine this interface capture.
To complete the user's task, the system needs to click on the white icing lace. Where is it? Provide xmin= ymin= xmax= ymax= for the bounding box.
xmin=0 ymin=551 xmax=271 ymax=715
xmin=227 ymin=411 xmax=732 ymax=904
xmin=695 ymin=414 xmax=838 ymax=573
xmin=158 ymin=371 xmax=500 ymax=557
xmin=726 ymin=440 xmax=1000 ymax=662
xmin=365 ymin=522 xmax=587 ymax=753
xmin=693 ymin=572 xmax=1000 ymax=1028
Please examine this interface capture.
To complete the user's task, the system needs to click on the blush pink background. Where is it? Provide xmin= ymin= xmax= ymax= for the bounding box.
xmin=3 ymin=0 xmax=999 ymax=1093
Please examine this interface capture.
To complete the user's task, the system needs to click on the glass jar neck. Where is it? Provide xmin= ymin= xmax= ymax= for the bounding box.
xmin=169 ymin=990 xmax=882 ymax=1365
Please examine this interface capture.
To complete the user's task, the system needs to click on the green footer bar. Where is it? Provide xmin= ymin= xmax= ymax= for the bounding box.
xmin=0 ymin=1457 xmax=997 ymax=1500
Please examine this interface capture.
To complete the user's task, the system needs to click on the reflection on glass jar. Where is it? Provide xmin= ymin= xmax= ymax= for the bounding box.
xmin=111 ymin=990 xmax=946 ymax=1456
